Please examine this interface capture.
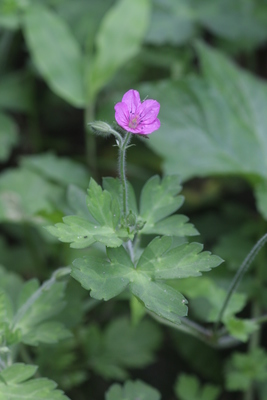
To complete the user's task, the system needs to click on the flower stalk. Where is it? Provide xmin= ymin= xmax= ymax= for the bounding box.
xmin=119 ymin=131 xmax=131 ymax=219
xmin=214 ymin=232 xmax=267 ymax=334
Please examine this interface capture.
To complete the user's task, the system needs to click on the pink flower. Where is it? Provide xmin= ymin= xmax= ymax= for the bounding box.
xmin=114 ymin=89 xmax=160 ymax=135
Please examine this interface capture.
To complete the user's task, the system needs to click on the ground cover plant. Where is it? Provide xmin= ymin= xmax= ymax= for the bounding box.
xmin=1 ymin=0 xmax=267 ymax=399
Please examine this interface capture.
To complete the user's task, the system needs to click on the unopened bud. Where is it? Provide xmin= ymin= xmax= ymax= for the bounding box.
xmin=88 ymin=121 xmax=112 ymax=137
xmin=136 ymin=219 xmax=146 ymax=231
xmin=126 ymin=210 xmax=136 ymax=227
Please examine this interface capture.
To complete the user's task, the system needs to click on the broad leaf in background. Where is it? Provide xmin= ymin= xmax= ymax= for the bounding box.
xmin=143 ymin=43 xmax=267 ymax=218
xmin=88 ymin=0 xmax=151 ymax=100
xmin=36 ymin=339 xmax=87 ymax=391
xmin=47 ymin=178 xmax=132 ymax=248
xmin=0 ymin=0 xmax=23 ymax=30
xmin=106 ymin=380 xmax=160 ymax=400
xmin=23 ymin=4 xmax=85 ymax=107
xmin=21 ymin=152 xmax=89 ymax=189
xmin=146 ymin=0 xmax=196 ymax=45
xmin=196 ymin=0 xmax=267 ymax=46
xmin=172 ymin=276 xmax=246 ymax=323
xmin=0 ymin=363 xmax=69 ymax=400
xmin=0 ymin=71 xmax=33 ymax=113
xmin=55 ymin=0 xmax=114 ymax=51
xmin=146 ymin=0 xmax=267 ymax=48
xmin=0 ymin=167 xmax=61 ymax=222
xmin=84 ymin=317 xmax=162 ymax=380
xmin=174 ymin=373 xmax=221 ymax=400
xmin=0 ymin=113 xmax=18 ymax=162
xmin=139 ymin=175 xmax=198 ymax=236
xmin=0 ymin=269 xmax=71 ymax=346
xmin=226 ymin=349 xmax=267 ymax=392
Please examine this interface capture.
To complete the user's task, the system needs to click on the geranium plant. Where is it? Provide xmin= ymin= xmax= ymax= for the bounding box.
xmin=1 ymin=1 xmax=267 ymax=399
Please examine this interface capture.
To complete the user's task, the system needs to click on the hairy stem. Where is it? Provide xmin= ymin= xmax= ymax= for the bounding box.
xmin=119 ymin=131 xmax=131 ymax=218
xmin=214 ymin=232 xmax=267 ymax=333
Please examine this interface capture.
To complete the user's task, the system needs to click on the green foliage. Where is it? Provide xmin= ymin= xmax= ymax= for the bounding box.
xmin=21 ymin=152 xmax=89 ymax=189
xmin=0 ymin=71 xmax=33 ymax=113
xmin=84 ymin=316 xmax=162 ymax=380
xmin=36 ymin=339 xmax=87 ymax=391
xmin=88 ymin=0 xmax=151 ymax=100
xmin=0 ymin=266 xmax=70 ymax=346
xmin=47 ymin=178 xmax=132 ymax=248
xmin=225 ymin=317 xmax=258 ymax=342
xmin=0 ymin=113 xmax=18 ymax=162
xmin=23 ymin=4 xmax=85 ymax=107
xmin=105 ymin=380 xmax=160 ymax=400
xmin=146 ymin=0 xmax=267 ymax=48
xmin=226 ymin=349 xmax=267 ymax=391
xmin=174 ymin=373 xmax=221 ymax=400
xmin=172 ymin=276 xmax=246 ymax=323
xmin=136 ymin=236 xmax=221 ymax=279
xmin=0 ymin=168 xmax=54 ymax=222
xmin=71 ymin=237 xmax=221 ymax=323
xmin=0 ymin=363 xmax=69 ymax=399
xmin=143 ymin=42 xmax=267 ymax=219
xmin=1 ymin=1 xmax=267 ymax=399
xmin=140 ymin=175 xmax=197 ymax=236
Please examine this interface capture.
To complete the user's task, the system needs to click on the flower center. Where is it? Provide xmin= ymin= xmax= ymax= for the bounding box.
xmin=128 ymin=115 xmax=139 ymax=129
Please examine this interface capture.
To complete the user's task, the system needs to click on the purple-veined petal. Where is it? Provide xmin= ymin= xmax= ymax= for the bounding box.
xmin=135 ymin=118 xmax=161 ymax=135
xmin=114 ymin=102 xmax=130 ymax=128
xmin=138 ymin=99 xmax=160 ymax=124
xmin=121 ymin=89 xmax=141 ymax=114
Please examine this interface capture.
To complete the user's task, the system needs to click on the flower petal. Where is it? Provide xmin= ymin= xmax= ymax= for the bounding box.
xmin=121 ymin=89 xmax=141 ymax=114
xmin=114 ymin=102 xmax=130 ymax=129
xmin=138 ymin=99 xmax=160 ymax=124
xmin=135 ymin=118 xmax=161 ymax=135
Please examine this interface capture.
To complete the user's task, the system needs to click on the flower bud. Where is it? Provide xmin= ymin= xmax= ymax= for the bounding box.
xmin=136 ymin=219 xmax=146 ymax=231
xmin=126 ymin=210 xmax=136 ymax=227
xmin=88 ymin=121 xmax=112 ymax=137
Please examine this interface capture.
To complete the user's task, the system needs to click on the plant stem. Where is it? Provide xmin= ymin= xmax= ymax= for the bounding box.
xmin=118 ymin=131 xmax=135 ymax=263
xmin=148 ymin=312 xmax=240 ymax=348
xmin=85 ymin=104 xmax=97 ymax=177
xmin=214 ymin=232 xmax=267 ymax=333
xmin=119 ymin=131 xmax=131 ymax=218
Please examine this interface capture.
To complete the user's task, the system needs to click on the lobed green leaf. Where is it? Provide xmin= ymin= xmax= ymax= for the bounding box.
xmin=84 ymin=317 xmax=162 ymax=380
xmin=47 ymin=178 xmax=133 ymax=248
xmin=175 ymin=373 xmax=221 ymax=400
xmin=71 ymin=246 xmax=133 ymax=301
xmin=140 ymin=175 xmax=183 ymax=227
xmin=137 ymin=236 xmax=223 ymax=279
xmin=106 ymin=380 xmax=161 ymax=400
xmin=0 ymin=363 xmax=69 ymax=399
